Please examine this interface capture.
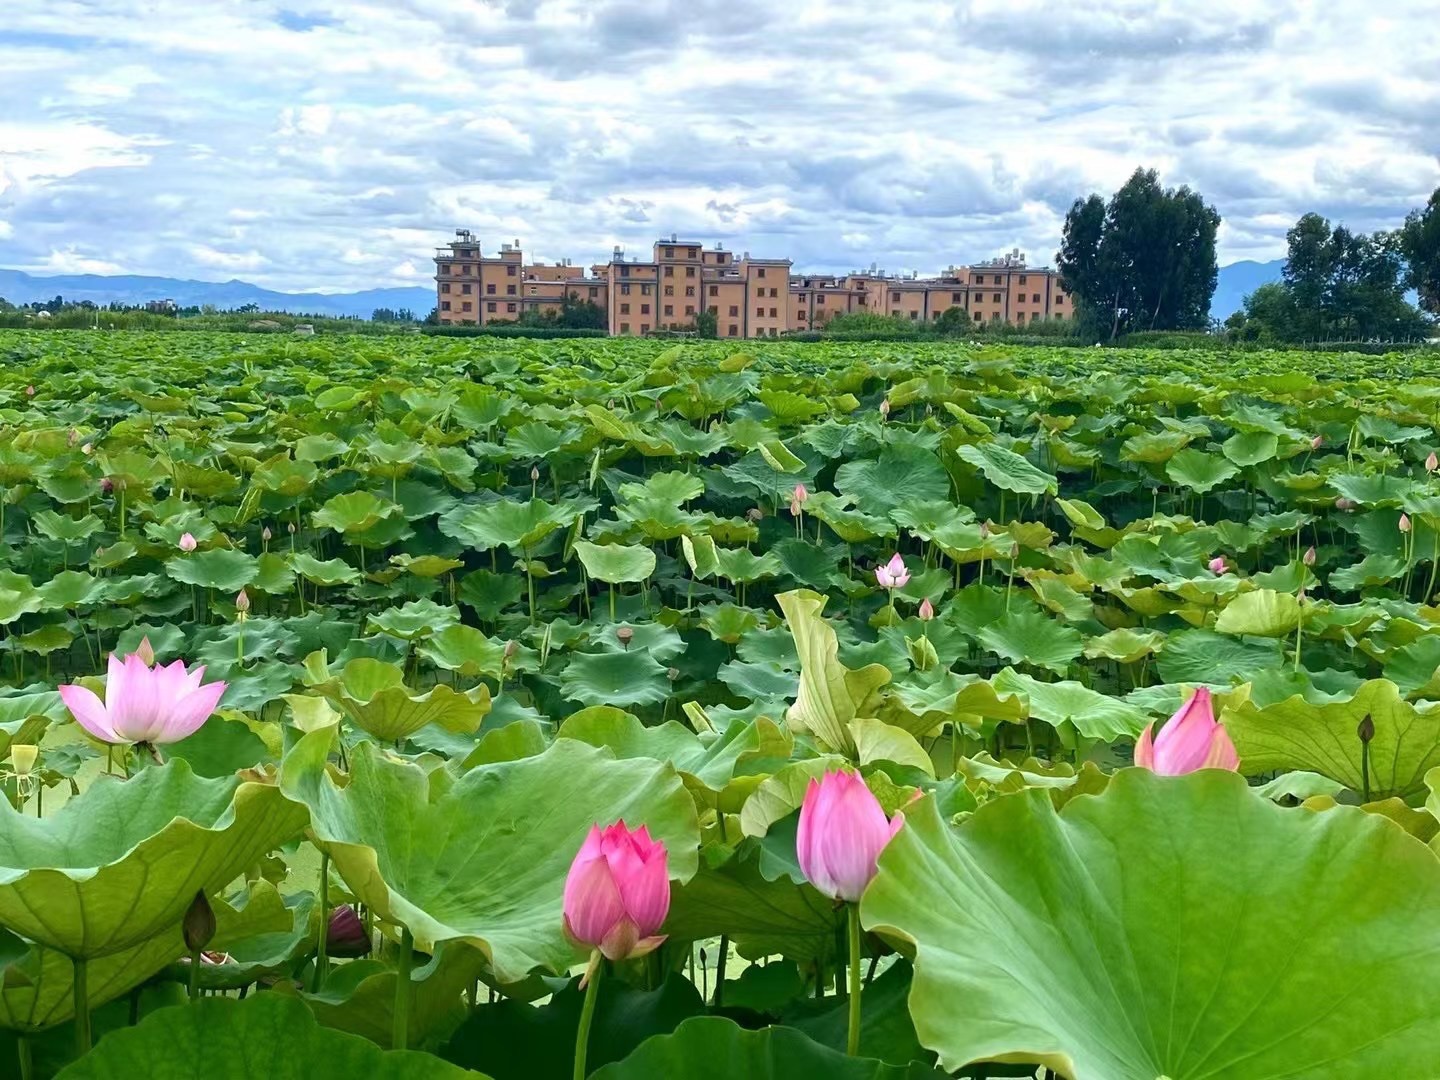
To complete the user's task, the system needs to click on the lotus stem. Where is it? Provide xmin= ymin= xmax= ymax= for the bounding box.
xmin=187 ymin=945 xmax=202 ymax=1001
xmin=573 ymin=952 xmax=603 ymax=1080
xmin=73 ymin=956 xmax=91 ymax=1056
xmin=312 ymin=851 xmax=330 ymax=992
xmin=713 ymin=935 xmax=729 ymax=1007
xmin=1426 ymin=530 xmax=1440 ymax=604
xmin=16 ymin=1036 xmax=32 ymax=1080
xmin=847 ymin=904 xmax=862 ymax=1056
xmin=393 ymin=926 xmax=414 ymax=1050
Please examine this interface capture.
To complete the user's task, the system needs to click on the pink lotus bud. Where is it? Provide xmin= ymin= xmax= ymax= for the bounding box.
xmin=1335 ymin=497 xmax=1357 ymax=511
xmin=1133 ymin=688 xmax=1238 ymax=775
xmin=1428 ymin=452 xmax=1438 ymax=474
xmin=235 ymin=588 xmax=251 ymax=614
xmin=1303 ymin=545 xmax=1316 ymax=566
xmin=875 ymin=553 xmax=910 ymax=589
xmin=287 ymin=522 xmax=296 ymax=534
xmin=530 ymin=464 xmax=540 ymax=482
xmin=262 ymin=526 xmax=273 ymax=542
xmin=918 ymin=597 xmax=935 ymax=621
xmin=59 ymin=651 xmax=226 ymax=747
xmin=879 ymin=399 xmax=891 ymax=418
xmin=1208 ymin=556 xmax=1227 ymax=574
xmin=563 ymin=822 xmax=670 ymax=961
xmin=1310 ymin=435 xmax=1322 ymax=450
xmin=24 ymin=386 xmax=35 ymax=398
xmin=793 ymin=483 xmax=808 ymax=505
xmin=131 ymin=636 xmax=156 ymax=667
xmin=99 ymin=476 xmax=113 ymax=495
xmin=178 ymin=532 xmax=198 ymax=552
xmin=326 ymin=904 xmax=371 ymax=958
xmin=1400 ymin=514 xmax=1412 ymax=533
xmin=796 ymin=769 xmax=905 ymax=902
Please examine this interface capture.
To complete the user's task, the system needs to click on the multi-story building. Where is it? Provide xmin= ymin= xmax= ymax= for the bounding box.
xmin=434 ymin=233 xmax=1071 ymax=335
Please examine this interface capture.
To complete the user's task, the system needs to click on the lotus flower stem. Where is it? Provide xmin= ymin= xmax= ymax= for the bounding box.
xmin=393 ymin=926 xmax=414 ymax=1050
xmin=312 ymin=852 xmax=331 ymax=992
xmin=713 ymin=935 xmax=729 ymax=1006
xmin=187 ymin=944 xmax=202 ymax=1000
xmin=573 ymin=952 xmax=603 ymax=1080
xmin=72 ymin=957 xmax=90 ymax=1055
xmin=1426 ymin=530 xmax=1440 ymax=604
xmin=846 ymin=904 xmax=862 ymax=1056
xmin=16 ymin=1036 xmax=32 ymax=1080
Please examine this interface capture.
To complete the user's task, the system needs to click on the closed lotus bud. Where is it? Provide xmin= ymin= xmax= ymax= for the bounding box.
xmin=1208 ymin=556 xmax=1227 ymax=574
xmin=1400 ymin=514 xmax=1412 ymax=533
xmin=326 ymin=904 xmax=371 ymax=958
xmin=1010 ymin=541 xmax=1020 ymax=560
xmin=979 ymin=522 xmax=990 ymax=538
xmin=1335 ymin=497 xmax=1357 ymax=511
xmin=1310 ymin=434 xmax=1322 ymax=450
xmin=797 ymin=769 xmax=904 ymax=902
xmin=1134 ymin=688 xmax=1239 ymax=776
xmin=1303 ymin=546 xmax=1316 ymax=566
xmin=24 ymin=385 xmax=35 ymax=398
xmin=1357 ymin=713 xmax=1375 ymax=744
xmin=235 ymin=588 xmax=251 ymax=614
xmin=616 ymin=626 xmax=634 ymax=649
xmin=667 ymin=666 xmax=680 ymax=682
xmin=503 ymin=639 xmax=519 ymax=659
xmin=100 ymin=476 xmax=113 ymax=494
xmin=793 ymin=483 xmax=808 ymax=504
xmin=746 ymin=507 xmax=763 ymax=522
xmin=530 ymin=464 xmax=540 ymax=482
xmin=178 ymin=532 xmax=198 ymax=552
xmin=1428 ymin=452 xmax=1438 ymax=474
xmin=563 ymin=823 xmax=670 ymax=961
xmin=288 ymin=521 xmax=296 ymax=534
xmin=132 ymin=636 xmax=156 ymax=667
xmin=68 ymin=428 xmax=79 ymax=446
xmin=182 ymin=890 xmax=216 ymax=953
xmin=879 ymin=399 xmax=891 ymax=418
xmin=918 ymin=597 xmax=935 ymax=621
xmin=262 ymin=526 xmax=273 ymax=542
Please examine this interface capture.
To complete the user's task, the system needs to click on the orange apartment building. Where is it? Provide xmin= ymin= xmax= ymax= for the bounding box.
xmin=435 ymin=233 xmax=1071 ymax=336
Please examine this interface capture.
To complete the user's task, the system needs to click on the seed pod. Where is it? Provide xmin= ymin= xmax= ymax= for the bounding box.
xmin=182 ymin=890 xmax=216 ymax=953
xmin=616 ymin=626 xmax=634 ymax=649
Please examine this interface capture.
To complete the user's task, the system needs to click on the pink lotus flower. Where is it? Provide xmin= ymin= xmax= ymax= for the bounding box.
xmin=1310 ymin=435 xmax=1322 ymax=450
xmin=1208 ymin=556 xmax=1227 ymax=574
xmin=327 ymin=904 xmax=371 ymax=958
xmin=178 ymin=532 xmax=198 ymax=552
xmin=1400 ymin=514 xmax=1412 ymax=533
xmin=58 ymin=650 xmax=227 ymax=747
xmin=1134 ymin=688 xmax=1239 ymax=775
xmin=793 ymin=483 xmax=808 ymax=505
xmin=1303 ymin=545 xmax=1316 ymax=566
xmin=24 ymin=386 xmax=35 ymax=398
xmin=797 ymin=770 xmax=904 ymax=903
xmin=1428 ymin=452 xmax=1438 ymax=474
xmin=563 ymin=822 xmax=670 ymax=961
xmin=875 ymin=553 xmax=910 ymax=589
xmin=918 ymin=597 xmax=935 ymax=621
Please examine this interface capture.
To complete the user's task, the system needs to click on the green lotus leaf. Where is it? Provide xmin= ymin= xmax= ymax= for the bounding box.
xmin=1082 ymin=627 xmax=1165 ymax=663
xmin=559 ymin=650 xmax=672 ymax=708
xmin=442 ymin=497 xmax=591 ymax=553
xmin=711 ymin=547 xmax=781 ymax=584
xmin=573 ymin=540 xmax=656 ymax=584
xmin=617 ymin=470 xmax=706 ymax=506
xmin=1221 ymin=430 xmax=1278 ymax=466
xmin=0 ymin=761 xmax=308 ymax=958
xmin=835 ymin=446 xmax=951 ymax=515
xmin=164 ymin=549 xmax=260 ymax=592
xmin=295 ymin=433 xmax=352 ymax=461
xmin=250 ymin=453 xmax=319 ymax=496
xmin=312 ymin=491 xmax=401 ymax=536
xmin=1329 ymin=471 xmax=1414 ymax=506
xmin=802 ymin=492 xmax=896 ymax=543
xmin=416 ymin=624 xmax=508 ymax=679
xmin=14 ymin=623 xmax=75 ymax=655
xmin=778 ymin=589 xmax=891 ymax=757
xmin=1383 ymin=635 xmax=1440 ymax=697
xmin=0 ymin=572 xmax=43 ymax=626
xmin=366 ymin=599 xmax=460 ymax=641
xmin=1154 ymin=628 xmax=1283 ymax=685
xmin=1214 ymin=588 xmax=1302 ymax=637
xmin=882 ymin=671 xmax=1026 ymax=736
xmin=1224 ymin=679 xmax=1440 ymax=798
xmin=291 ymin=552 xmax=362 ymax=587
xmin=53 ymin=993 xmax=475 ymax=1079
xmin=590 ymin=1017 xmax=942 ymax=1080
xmin=976 ymin=608 xmax=1082 ymax=674
xmin=37 ymin=571 xmax=109 ymax=610
xmin=280 ymin=734 xmax=699 ymax=982
xmin=954 ymin=441 xmax=1057 ymax=496
xmin=31 ymin=511 xmax=103 ymax=543
xmin=863 ymin=769 xmax=1440 ymax=1077
xmin=1165 ymin=448 xmax=1239 ymax=493
xmin=321 ymin=660 xmax=490 ymax=743
xmin=389 ymin=553 xmax=466 ymax=579
xmin=991 ymin=667 xmax=1149 ymax=741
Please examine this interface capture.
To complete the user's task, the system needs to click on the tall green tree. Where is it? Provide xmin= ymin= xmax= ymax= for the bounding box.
xmin=1056 ymin=168 xmax=1220 ymax=338
xmin=1401 ymin=187 xmax=1440 ymax=315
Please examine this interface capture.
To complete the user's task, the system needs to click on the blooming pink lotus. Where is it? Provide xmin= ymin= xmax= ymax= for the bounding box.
xmin=1134 ymin=687 xmax=1239 ymax=775
xmin=1208 ymin=556 xmax=1227 ymax=574
xmin=797 ymin=769 xmax=904 ymax=903
xmin=178 ymin=532 xmax=198 ymax=552
xmin=875 ymin=553 xmax=910 ymax=589
xmin=59 ymin=650 xmax=227 ymax=747
xmin=563 ymin=822 xmax=670 ymax=961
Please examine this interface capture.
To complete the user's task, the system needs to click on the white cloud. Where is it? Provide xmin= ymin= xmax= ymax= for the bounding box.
xmin=0 ymin=0 xmax=1436 ymax=291
xmin=32 ymin=248 xmax=126 ymax=275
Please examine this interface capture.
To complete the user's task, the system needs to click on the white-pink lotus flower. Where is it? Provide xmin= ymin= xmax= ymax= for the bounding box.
xmin=875 ymin=553 xmax=910 ymax=589
xmin=59 ymin=650 xmax=227 ymax=746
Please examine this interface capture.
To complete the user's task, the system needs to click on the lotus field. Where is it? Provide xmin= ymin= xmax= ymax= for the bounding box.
xmin=5 ymin=329 xmax=1440 ymax=1078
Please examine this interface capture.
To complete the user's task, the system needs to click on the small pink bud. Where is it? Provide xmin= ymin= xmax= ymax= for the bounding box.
xmin=24 ymin=386 xmax=35 ymax=398
xmin=81 ymin=442 xmax=93 ymax=455
xmin=563 ymin=822 xmax=670 ymax=961
xmin=100 ymin=476 xmax=113 ymax=495
xmin=796 ymin=769 xmax=905 ymax=902
xmin=1310 ymin=435 xmax=1322 ymax=450
xmin=1427 ymin=452 xmax=1438 ymax=474
xmin=879 ymin=399 xmax=891 ymax=418
xmin=178 ymin=532 xmax=198 ymax=552
xmin=530 ymin=464 xmax=540 ymax=482
xmin=1335 ymin=497 xmax=1357 ymax=511
xmin=793 ymin=483 xmax=808 ymax=504
xmin=262 ymin=526 xmax=273 ymax=542
xmin=235 ymin=588 xmax=250 ymax=614
xmin=68 ymin=429 xmax=79 ymax=446
xmin=1400 ymin=514 xmax=1412 ymax=533
xmin=918 ymin=597 xmax=935 ymax=621
xmin=1303 ymin=545 xmax=1316 ymax=566
xmin=131 ymin=636 xmax=156 ymax=667
xmin=1133 ymin=688 xmax=1239 ymax=775
xmin=1208 ymin=556 xmax=1227 ymax=574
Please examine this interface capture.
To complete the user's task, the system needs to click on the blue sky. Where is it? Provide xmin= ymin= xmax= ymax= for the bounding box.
xmin=1 ymin=0 xmax=1437 ymax=292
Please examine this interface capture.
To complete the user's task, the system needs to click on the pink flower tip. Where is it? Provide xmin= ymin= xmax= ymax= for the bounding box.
xmin=1303 ymin=545 xmax=1316 ymax=566
xmin=1310 ymin=434 xmax=1322 ymax=450
xmin=1134 ymin=687 xmax=1240 ymax=776
xmin=793 ymin=483 xmax=808 ymax=504
xmin=796 ymin=769 xmax=904 ymax=903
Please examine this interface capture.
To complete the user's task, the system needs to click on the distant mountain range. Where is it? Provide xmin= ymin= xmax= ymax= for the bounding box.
xmin=0 ymin=259 xmax=1283 ymax=322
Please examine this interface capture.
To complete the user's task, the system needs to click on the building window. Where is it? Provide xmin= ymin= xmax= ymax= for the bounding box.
xmin=994 ymin=293 xmax=1002 ymax=303
xmin=589 ymin=288 xmax=598 ymax=297
xmin=486 ymin=283 xmax=496 ymax=294
xmin=621 ymin=284 xmax=631 ymax=295
xmin=709 ymin=285 xmax=718 ymax=296
xmin=664 ymin=305 xmax=674 ymax=316
xmin=817 ymin=295 xmax=825 ymax=304
xmin=664 ymin=266 xmax=674 ymax=277
xmin=506 ymin=266 xmax=516 ymax=276
xmin=685 ymin=285 xmax=695 ymax=296
xmin=620 ymin=303 xmax=630 ymax=314
xmin=640 ymin=323 xmax=649 ymax=333
xmin=441 ymin=301 xmax=451 ymax=311
xmin=529 ymin=286 xmax=538 ymax=295
xmin=757 ymin=268 xmax=766 ymax=278
xmin=707 ymin=305 xmax=718 ymax=315
xmin=507 ymin=303 xmax=516 ymax=312
xmin=891 ymin=309 xmax=900 ymax=317
xmin=1033 ymin=293 xmax=1040 ymax=302
xmin=620 ymin=265 xmax=630 ymax=277
xmin=487 ymin=302 xmax=496 ymax=312
xmin=1055 ymin=312 xmax=1065 ymax=320
xmin=688 ymin=247 xmax=697 ymax=257
xmin=665 ymin=247 xmax=674 ymax=258
xmin=727 ymin=324 xmax=738 ymax=336
xmin=729 ymin=305 xmax=739 ymax=317
xmin=755 ymin=306 xmax=764 ymax=317
xmin=686 ymin=266 xmax=695 ymax=278
xmin=641 ymin=284 xmax=651 ymax=295
xmin=769 ymin=307 xmax=777 ymax=317
xmin=1057 ymin=295 xmax=1065 ymax=304
xmin=621 ymin=322 xmax=630 ymax=333
xmin=685 ymin=305 xmax=695 ymax=315
xmin=440 ymin=283 xmax=451 ymax=293
xmin=664 ymin=285 xmax=674 ymax=296
xmin=503 ymin=285 xmax=514 ymax=295
xmin=890 ymin=290 xmax=900 ymax=301
xmin=951 ymin=291 xmax=962 ymax=302
xmin=641 ymin=304 xmax=650 ymax=314
xmin=909 ymin=310 xmax=918 ymax=320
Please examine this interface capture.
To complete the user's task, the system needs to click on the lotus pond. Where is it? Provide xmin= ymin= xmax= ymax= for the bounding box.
xmin=3 ymin=329 xmax=1440 ymax=1078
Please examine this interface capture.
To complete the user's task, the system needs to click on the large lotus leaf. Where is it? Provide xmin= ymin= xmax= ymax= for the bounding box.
xmin=557 ymin=708 xmax=792 ymax=793
xmin=0 ymin=761 xmax=307 ymax=957
xmin=777 ymin=589 xmax=891 ymax=756
xmin=280 ymin=733 xmax=699 ymax=983
xmin=341 ymin=680 xmax=491 ymax=743
xmin=0 ymin=572 xmax=44 ymax=626
xmin=312 ymin=491 xmax=401 ymax=535
xmin=863 ymin=769 xmax=1440 ymax=1078
xmin=417 ymin=625 xmax=508 ymax=679
xmin=1214 ymin=588 xmax=1302 ymax=637
xmin=1221 ymin=430 xmax=1279 ymax=466
xmin=53 ymin=993 xmax=475 ymax=1079
xmin=366 ymin=599 xmax=460 ymax=641
xmin=992 ymin=668 xmax=1149 ymax=741
xmin=882 ymin=671 xmax=1026 ymax=735
xmin=573 ymin=540 xmax=656 ymax=584
xmin=443 ymin=497 xmax=589 ymax=552
xmin=1164 ymin=448 xmax=1239 ymax=494
xmin=291 ymin=553 xmax=363 ymax=587
xmin=164 ymin=550 xmax=260 ymax=592
xmin=955 ymin=441 xmax=1057 ymax=496
xmin=1154 ymin=629 xmax=1283 ymax=685
xmin=1224 ymin=679 xmax=1440 ymax=799
xmin=834 ymin=446 xmax=950 ymax=516
xmin=558 ymin=650 xmax=672 ymax=708
xmin=590 ymin=1017 xmax=944 ymax=1080
xmin=250 ymin=453 xmax=319 ymax=497
xmin=976 ymin=608 xmax=1082 ymax=674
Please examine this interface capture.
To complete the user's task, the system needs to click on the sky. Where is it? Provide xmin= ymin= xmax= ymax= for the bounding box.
xmin=1 ymin=0 xmax=1437 ymax=293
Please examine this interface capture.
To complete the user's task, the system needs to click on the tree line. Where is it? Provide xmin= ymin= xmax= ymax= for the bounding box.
xmin=1057 ymin=169 xmax=1439 ymax=343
